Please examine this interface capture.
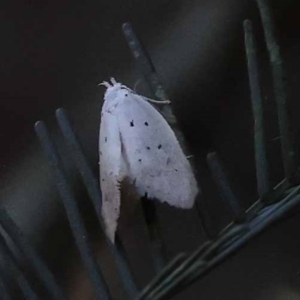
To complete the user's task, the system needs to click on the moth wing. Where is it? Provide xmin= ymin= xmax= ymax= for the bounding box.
xmin=117 ymin=94 xmax=199 ymax=208
xmin=99 ymin=110 xmax=125 ymax=243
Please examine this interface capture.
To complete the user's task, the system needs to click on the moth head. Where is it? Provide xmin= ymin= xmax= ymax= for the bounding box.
xmin=100 ymin=78 xmax=132 ymax=105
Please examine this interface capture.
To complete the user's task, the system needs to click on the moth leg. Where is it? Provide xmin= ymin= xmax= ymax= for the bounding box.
xmin=110 ymin=77 xmax=117 ymax=85
xmin=143 ymin=97 xmax=171 ymax=105
xmin=98 ymin=81 xmax=111 ymax=88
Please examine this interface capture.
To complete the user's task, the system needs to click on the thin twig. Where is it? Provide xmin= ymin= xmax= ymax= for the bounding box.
xmin=244 ymin=19 xmax=271 ymax=198
xmin=55 ymin=108 xmax=138 ymax=298
xmin=35 ymin=121 xmax=111 ymax=300
xmin=256 ymin=0 xmax=297 ymax=181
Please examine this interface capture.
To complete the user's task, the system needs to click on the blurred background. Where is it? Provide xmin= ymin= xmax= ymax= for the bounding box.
xmin=1 ymin=0 xmax=300 ymax=299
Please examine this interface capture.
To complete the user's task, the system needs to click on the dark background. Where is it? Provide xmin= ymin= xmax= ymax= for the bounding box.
xmin=1 ymin=0 xmax=300 ymax=299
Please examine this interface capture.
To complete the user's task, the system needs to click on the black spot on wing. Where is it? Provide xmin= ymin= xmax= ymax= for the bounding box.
xmin=146 ymin=146 xmax=151 ymax=150
xmin=144 ymin=122 xmax=149 ymax=126
xmin=157 ymin=144 xmax=162 ymax=149
xmin=130 ymin=120 xmax=134 ymax=127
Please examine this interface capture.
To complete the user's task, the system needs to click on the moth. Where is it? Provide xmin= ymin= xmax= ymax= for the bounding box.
xmin=99 ymin=78 xmax=198 ymax=242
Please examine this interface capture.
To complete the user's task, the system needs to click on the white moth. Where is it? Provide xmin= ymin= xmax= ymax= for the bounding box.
xmin=99 ymin=78 xmax=198 ymax=242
